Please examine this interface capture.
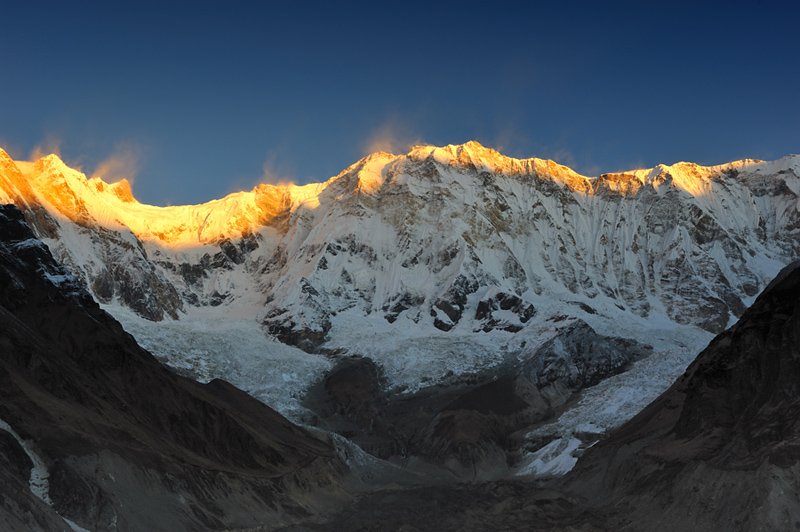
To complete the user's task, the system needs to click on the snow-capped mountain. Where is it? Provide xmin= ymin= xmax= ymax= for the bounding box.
xmin=0 ymin=142 xmax=798 ymax=470
xmin=3 ymin=142 xmax=797 ymax=334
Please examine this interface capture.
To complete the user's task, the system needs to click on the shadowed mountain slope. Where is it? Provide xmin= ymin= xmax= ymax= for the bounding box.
xmin=0 ymin=204 xmax=347 ymax=531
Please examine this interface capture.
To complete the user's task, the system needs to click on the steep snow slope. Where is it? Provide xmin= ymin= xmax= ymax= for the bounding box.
xmin=0 ymin=142 xmax=797 ymax=447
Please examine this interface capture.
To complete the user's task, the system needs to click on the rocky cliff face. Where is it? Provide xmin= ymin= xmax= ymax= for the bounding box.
xmin=260 ymin=145 xmax=799 ymax=346
xmin=0 ymin=205 xmax=348 ymax=531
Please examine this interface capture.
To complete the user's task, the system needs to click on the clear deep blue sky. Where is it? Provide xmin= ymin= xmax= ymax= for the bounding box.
xmin=1 ymin=0 xmax=798 ymax=205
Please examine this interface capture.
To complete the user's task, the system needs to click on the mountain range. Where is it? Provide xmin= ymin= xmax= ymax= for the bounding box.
xmin=3 ymin=143 xmax=797 ymax=340
xmin=0 ymin=142 xmax=798 ymax=529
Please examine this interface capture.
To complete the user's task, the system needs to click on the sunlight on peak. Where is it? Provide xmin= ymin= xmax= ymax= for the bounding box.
xmin=0 ymin=144 xmax=796 ymax=250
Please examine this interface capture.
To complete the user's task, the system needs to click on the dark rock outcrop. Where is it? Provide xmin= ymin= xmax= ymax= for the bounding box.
xmin=522 ymin=320 xmax=651 ymax=407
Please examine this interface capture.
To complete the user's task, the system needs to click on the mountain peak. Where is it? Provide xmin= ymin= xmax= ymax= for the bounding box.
xmin=449 ymin=139 xmax=496 ymax=155
xmin=109 ymin=178 xmax=135 ymax=203
xmin=31 ymin=153 xmax=75 ymax=181
xmin=0 ymin=143 xmax=796 ymax=250
xmin=0 ymin=148 xmax=21 ymax=176
xmin=407 ymin=140 xmax=501 ymax=161
xmin=462 ymin=139 xmax=487 ymax=149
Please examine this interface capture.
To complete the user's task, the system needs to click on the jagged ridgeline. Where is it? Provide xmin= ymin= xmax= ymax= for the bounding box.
xmin=0 ymin=142 xmax=797 ymax=347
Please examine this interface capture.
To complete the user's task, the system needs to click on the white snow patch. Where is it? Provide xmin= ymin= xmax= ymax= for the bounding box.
xmin=0 ymin=417 xmax=52 ymax=504
xmin=0 ymin=418 xmax=90 ymax=531
xmin=11 ymin=238 xmax=46 ymax=250
xmin=64 ymin=518 xmax=91 ymax=532
xmin=325 ymin=311 xmax=529 ymax=394
xmin=41 ymin=271 xmax=76 ymax=287
xmin=516 ymin=437 xmax=582 ymax=477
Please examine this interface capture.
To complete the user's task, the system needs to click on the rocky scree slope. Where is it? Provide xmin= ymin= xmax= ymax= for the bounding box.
xmin=0 ymin=205 xmax=348 ymax=531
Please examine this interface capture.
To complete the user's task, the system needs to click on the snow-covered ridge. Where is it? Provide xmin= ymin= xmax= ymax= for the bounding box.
xmin=1 ymin=142 xmax=798 ymax=328
xmin=0 ymin=142 xmax=797 ymax=315
xmin=5 ymin=149 xmax=327 ymax=248
xmin=3 ymin=143 xmax=795 ymax=250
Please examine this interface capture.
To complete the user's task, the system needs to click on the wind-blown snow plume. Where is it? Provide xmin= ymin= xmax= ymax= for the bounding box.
xmin=91 ymin=143 xmax=141 ymax=184
xmin=362 ymin=119 xmax=425 ymax=155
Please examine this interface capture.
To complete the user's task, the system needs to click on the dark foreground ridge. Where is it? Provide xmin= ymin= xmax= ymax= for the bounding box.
xmin=0 ymin=204 xmax=348 ymax=531
xmin=567 ymin=258 xmax=800 ymax=530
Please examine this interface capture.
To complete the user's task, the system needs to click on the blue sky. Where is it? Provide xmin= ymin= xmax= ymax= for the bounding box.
xmin=1 ymin=0 xmax=798 ymax=204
